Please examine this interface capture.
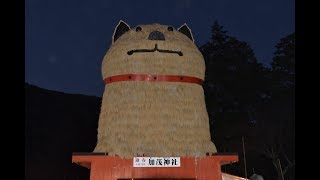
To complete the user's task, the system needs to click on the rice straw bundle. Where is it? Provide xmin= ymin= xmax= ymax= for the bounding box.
xmin=94 ymin=22 xmax=217 ymax=158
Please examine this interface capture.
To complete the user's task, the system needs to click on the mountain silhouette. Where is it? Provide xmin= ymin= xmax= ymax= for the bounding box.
xmin=25 ymin=83 xmax=100 ymax=180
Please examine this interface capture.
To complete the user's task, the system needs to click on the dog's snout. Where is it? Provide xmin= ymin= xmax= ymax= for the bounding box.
xmin=148 ymin=31 xmax=165 ymax=41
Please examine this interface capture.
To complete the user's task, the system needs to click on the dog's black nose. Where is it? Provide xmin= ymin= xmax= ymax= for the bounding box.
xmin=148 ymin=31 xmax=165 ymax=40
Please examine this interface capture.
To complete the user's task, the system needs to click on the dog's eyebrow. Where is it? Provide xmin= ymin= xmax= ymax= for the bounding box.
xmin=127 ymin=44 xmax=183 ymax=56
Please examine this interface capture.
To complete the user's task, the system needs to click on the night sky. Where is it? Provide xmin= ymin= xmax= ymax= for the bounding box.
xmin=25 ymin=0 xmax=295 ymax=96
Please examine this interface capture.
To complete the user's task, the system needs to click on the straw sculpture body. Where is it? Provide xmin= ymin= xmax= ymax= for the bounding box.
xmin=94 ymin=21 xmax=217 ymax=158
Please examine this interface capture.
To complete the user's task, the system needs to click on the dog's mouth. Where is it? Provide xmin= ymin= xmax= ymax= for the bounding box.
xmin=127 ymin=44 xmax=183 ymax=56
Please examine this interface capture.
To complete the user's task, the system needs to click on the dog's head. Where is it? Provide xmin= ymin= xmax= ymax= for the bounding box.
xmin=102 ymin=20 xmax=205 ymax=80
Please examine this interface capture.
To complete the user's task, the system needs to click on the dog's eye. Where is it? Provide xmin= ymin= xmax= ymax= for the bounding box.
xmin=167 ymin=26 xmax=174 ymax=31
xmin=136 ymin=26 xmax=142 ymax=32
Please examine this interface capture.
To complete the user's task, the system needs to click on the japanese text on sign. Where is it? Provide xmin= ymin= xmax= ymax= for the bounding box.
xmin=133 ymin=157 xmax=180 ymax=167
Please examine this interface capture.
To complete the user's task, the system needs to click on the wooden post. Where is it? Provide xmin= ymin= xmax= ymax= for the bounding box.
xmin=242 ymin=136 xmax=247 ymax=179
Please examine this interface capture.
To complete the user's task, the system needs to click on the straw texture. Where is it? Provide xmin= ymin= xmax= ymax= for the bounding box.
xmin=94 ymin=23 xmax=217 ymax=158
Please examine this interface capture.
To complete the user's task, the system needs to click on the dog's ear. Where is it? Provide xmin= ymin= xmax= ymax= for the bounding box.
xmin=112 ymin=20 xmax=130 ymax=43
xmin=178 ymin=23 xmax=194 ymax=43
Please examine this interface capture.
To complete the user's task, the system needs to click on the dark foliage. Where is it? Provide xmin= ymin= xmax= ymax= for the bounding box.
xmin=201 ymin=21 xmax=295 ymax=180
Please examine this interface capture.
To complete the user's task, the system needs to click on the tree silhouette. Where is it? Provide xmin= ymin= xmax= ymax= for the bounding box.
xmin=271 ymin=32 xmax=295 ymax=92
xmin=258 ymin=32 xmax=295 ymax=180
xmin=200 ymin=21 xmax=268 ymax=125
xmin=272 ymin=32 xmax=295 ymax=75
xmin=200 ymin=22 xmax=295 ymax=180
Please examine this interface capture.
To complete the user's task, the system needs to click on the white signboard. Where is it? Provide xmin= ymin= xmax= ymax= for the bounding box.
xmin=133 ymin=157 xmax=180 ymax=167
